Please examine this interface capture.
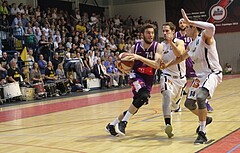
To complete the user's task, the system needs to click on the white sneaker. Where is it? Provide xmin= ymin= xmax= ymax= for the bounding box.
xmin=83 ymin=88 xmax=90 ymax=92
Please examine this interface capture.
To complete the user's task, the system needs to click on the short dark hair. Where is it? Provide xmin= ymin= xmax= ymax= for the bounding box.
xmin=162 ymin=22 xmax=176 ymax=32
xmin=141 ymin=24 xmax=156 ymax=33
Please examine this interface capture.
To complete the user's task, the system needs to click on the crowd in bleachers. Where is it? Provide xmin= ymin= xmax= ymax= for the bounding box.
xmin=0 ymin=0 xmax=160 ymax=100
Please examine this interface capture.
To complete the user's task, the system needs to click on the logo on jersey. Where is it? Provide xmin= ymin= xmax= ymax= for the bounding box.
xmin=163 ymin=50 xmax=169 ymax=54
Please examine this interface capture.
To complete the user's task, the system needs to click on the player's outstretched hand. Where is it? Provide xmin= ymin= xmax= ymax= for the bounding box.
xmin=181 ymin=9 xmax=191 ymax=25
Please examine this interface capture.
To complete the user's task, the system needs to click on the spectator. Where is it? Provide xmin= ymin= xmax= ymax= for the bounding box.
xmin=93 ymin=59 xmax=108 ymax=89
xmin=10 ymin=3 xmax=17 ymax=16
xmin=38 ymin=54 xmax=47 ymax=74
xmin=0 ymin=1 xmax=8 ymax=15
xmin=25 ymin=28 xmax=38 ymax=49
xmin=0 ymin=64 xmax=6 ymax=85
xmin=30 ymin=62 xmax=43 ymax=84
xmin=56 ymin=63 xmax=66 ymax=79
xmin=0 ymin=14 xmax=9 ymax=40
xmin=224 ymin=63 xmax=232 ymax=74
xmin=51 ymin=52 xmax=63 ymax=71
xmin=27 ymin=48 xmax=35 ymax=69
xmin=7 ymin=60 xmax=23 ymax=83
xmin=0 ymin=51 xmax=10 ymax=69
xmin=44 ymin=61 xmax=58 ymax=83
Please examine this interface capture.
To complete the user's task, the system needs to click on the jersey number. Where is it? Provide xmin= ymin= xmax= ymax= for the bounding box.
xmin=145 ymin=52 xmax=154 ymax=59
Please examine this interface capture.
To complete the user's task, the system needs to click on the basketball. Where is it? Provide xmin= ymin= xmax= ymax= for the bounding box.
xmin=117 ymin=52 xmax=134 ymax=72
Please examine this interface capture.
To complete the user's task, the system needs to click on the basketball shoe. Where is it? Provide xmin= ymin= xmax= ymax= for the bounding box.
xmin=105 ymin=123 xmax=119 ymax=136
xmin=194 ymin=131 xmax=208 ymax=144
xmin=165 ymin=124 xmax=174 ymax=138
xmin=116 ymin=121 xmax=128 ymax=136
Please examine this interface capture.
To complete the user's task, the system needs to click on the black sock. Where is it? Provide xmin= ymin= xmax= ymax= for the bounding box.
xmin=165 ymin=118 xmax=171 ymax=125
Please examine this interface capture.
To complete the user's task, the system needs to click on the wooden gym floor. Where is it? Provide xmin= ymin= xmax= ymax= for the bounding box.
xmin=0 ymin=75 xmax=239 ymax=153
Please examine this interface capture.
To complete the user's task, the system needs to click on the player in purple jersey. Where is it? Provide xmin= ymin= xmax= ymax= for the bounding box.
xmin=105 ymin=24 xmax=163 ymax=136
xmin=175 ymin=18 xmax=195 ymax=78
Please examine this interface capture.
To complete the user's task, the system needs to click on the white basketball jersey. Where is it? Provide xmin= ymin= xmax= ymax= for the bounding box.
xmin=188 ymin=36 xmax=222 ymax=77
xmin=161 ymin=38 xmax=186 ymax=77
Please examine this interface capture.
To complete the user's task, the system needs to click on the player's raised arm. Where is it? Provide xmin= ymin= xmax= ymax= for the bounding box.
xmin=181 ymin=9 xmax=215 ymax=44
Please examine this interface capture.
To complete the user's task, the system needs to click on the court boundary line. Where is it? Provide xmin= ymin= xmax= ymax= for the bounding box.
xmin=196 ymin=128 xmax=240 ymax=153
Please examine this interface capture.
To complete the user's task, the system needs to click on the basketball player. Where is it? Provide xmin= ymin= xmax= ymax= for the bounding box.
xmin=160 ymin=22 xmax=186 ymax=138
xmin=175 ymin=18 xmax=195 ymax=79
xmin=105 ymin=24 xmax=163 ymax=136
xmin=162 ymin=9 xmax=222 ymax=144
xmin=175 ymin=18 xmax=214 ymax=112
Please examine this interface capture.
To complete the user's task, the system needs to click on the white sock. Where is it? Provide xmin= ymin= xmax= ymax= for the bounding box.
xmin=122 ymin=111 xmax=133 ymax=122
xmin=205 ymin=99 xmax=209 ymax=104
xmin=199 ymin=121 xmax=207 ymax=133
xmin=110 ymin=118 xmax=120 ymax=126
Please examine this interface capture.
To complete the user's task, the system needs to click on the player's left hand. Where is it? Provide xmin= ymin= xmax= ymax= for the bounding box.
xmin=121 ymin=53 xmax=135 ymax=61
xmin=165 ymin=34 xmax=173 ymax=43
xmin=181 ymin=9 xmax=191 ymax=24
xmin=160 ymin=61 xmax=166 ymax=70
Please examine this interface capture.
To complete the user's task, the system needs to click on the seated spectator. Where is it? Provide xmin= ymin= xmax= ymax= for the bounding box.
xmin=93 ymin=59 xmax=108 ymax=89
xmin=30 ymin=62 xmax=44 ymax=84
xmin=100 ymin=60 xmax=112 ymax=88
xmin=0 ymin=1 xmax=9 ymax=15
xmin=224 ymin=63 xmax=232 ymax=75
xmin=10 ymin=3 xmax=18 ymax=16
xmin=7 ymin=60 xmax=23 ymax=83
xmin=90 ymin=13 xmax=98 ymax=25
xmin=0 ymin=14 xmax=10 ymax=40
xmin=0 ymin=65 xmax=7 ymax=85
xmin=56 ymin=63 xmax=66 ymax=79
xmin=44 ymin=61 xmax=58 ymax=83
xmin=10 ymin=52 xmax=24 ymax=68
xmin=104 ymin=56 xmax=119 ymax=87
xmin=51 ymin=52 xmax=63 ymax=71
xmin=17 ymin=3 xmax=25 ymax=14
xmin=38 ymin=54 xmax=47 ymax=74
xmin=27 ymin=48 xmax=35 ymax=70
xmin=114 ymin=61 xmax=128 ymax=87
xmin=0 ymin=51 xmax=10 ymax=69
xmin=68 ymin=74 xmax=83 ymax=92
xmin=108 ymin=39 xmax=118 ymax=52
xmin=21 ymin=66 xmax=31 ymax=87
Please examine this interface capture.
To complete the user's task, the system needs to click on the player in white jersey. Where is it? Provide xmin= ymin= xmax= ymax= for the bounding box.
xmin=162 ymin=9 xmax=222 ymax=144
xmin=176 ymin=18 xmax=214 ymax=112
xmin=160 ymin=22 xmax=187 ymax=138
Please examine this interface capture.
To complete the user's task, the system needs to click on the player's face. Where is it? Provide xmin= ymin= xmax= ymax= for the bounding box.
xmin=186 ymin=25 xmax=194 ymax=37
xmin=143 ymin=28 xmax=154 ymax=44
xmin=179 ymin=20 xmax=187 ymax=30
xmin=162 ymin=25 xmax=174 ymax=40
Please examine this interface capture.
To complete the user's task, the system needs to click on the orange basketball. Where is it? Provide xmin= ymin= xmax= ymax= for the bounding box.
xmin=117 ymin=52 xmax=134 ymax=72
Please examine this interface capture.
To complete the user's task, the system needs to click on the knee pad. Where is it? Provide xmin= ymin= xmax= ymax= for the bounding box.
xmin=132 ymin=87 xmax=150 ymax=108
xmin=184 ymin=99 xmax=197 ymax=110
xmin=196 ymin=87 xmax=209 ymax=109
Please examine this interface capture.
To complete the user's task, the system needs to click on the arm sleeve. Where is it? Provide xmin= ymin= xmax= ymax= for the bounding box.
xmin=193 ymin=21 xmax=215 ymax=37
